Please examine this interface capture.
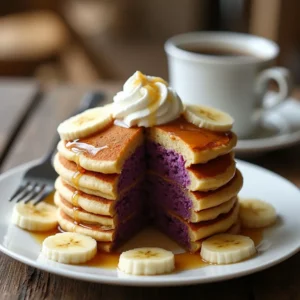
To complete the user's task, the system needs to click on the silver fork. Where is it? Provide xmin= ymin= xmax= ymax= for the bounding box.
xmin=9 ymin=92 xmax=105 ymax=204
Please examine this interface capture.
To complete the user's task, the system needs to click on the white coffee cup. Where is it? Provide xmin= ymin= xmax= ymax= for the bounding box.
xmin=165 ymin=32 xmax=292 ymax=138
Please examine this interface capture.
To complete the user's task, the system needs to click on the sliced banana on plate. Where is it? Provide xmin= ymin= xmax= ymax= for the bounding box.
xmin=239 ymin=198 xmax=277 ymax=228
xmin=57 ymin=106 xmax=113 ymax=140
xmin=12 ymin=202 xmax=58 ymax=231
xmin=200 ymin=233 xmax=256 ymax=264
xmin=118 ymin=247 xmax=175 ymax=275
xmin=42 ymin=232 xmax=97 ymax=264
xmin=183 ymin=104 xmax=234 ymax=132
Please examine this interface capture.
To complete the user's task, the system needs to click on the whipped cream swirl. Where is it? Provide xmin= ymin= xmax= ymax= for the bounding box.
xmin=112 ymin=71 xmax=183 ymax=127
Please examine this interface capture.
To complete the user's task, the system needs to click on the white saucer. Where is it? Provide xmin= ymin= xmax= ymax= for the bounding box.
xmin=0 ymin=160 xmax=300 ymax=286
xmin=236 ymin=96 xmax=300 ymax=156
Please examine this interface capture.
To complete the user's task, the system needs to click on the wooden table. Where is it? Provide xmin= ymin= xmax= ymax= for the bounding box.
xmin=0 ymin=80 xmax=299 ymax=300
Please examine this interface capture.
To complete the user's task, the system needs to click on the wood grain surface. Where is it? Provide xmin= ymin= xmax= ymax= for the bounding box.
xmin=0 ymin=81 xmax=299 ymax=300
xmin=0 ymin=79 xmax=39 ymax=167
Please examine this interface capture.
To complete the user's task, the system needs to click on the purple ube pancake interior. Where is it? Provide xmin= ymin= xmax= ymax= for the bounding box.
xmin=114 ymin=211 xmax=147 ymax=249
xmin=147 ymin=141 xmax=190 ymax=188
xmin=115 ymin=182 xmax=144 ymax=220
xmin=147 ymin=173 xmax=192 ymax=220
xmin=118 ymin=145 xmax=146 ymax=192
xmin=153 ymin=208 xmax=191 ymax=250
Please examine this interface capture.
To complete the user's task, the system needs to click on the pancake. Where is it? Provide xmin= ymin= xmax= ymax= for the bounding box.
xmin=148 ymin=169 xmax=243 ymax=221
xmin=147 ymin=140 xmax=236 ymax=191
xmin=154 ymin=202 xmax=239 ymax=251
xmin=187 ymin=154 xmax=236 ymax=191
xmin=53 ymin=154 xmax=145 ymax=200
xmin=57 ymin=124 xmax=144 ymax=174
xmin=191 ymin=169 xmax=243 ymax=210
xmin=58 ymin=209 xmax=114 ymax=242
xmin=54 ymin=192 xmax=117 ymax=227
xmin=187 ymin=197 xmax=236 ymax=223
xmin=55 ymin=177 xmax=143 ymax=218
xmin=147 ymin=117 xmax=237 ymax=166
xmin=58 ymin=209 xmax=146 ymax=244
xmin=55 ymin=177 xmax=113 ymax=215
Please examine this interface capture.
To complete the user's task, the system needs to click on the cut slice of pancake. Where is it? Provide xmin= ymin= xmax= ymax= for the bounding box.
xmin=54 ymin=153 xmax=118 ymax=199
xmin=147 ymin=140 xmax=236 ymax=191
xmin=54 ymin=192 xmax=117 ymax=227
xmin=154 ymin=202 xmax=239 ymax=251
xmin=147 ymin=117 xmax=237 ymax=166
xmin=57 ymin=209 xmax=146 ymax=244
xmin=53 ymin=154 xmax=144 ymax=200
xmin=58 ymin=209 xmax=114 ymax=242
xmin=191 ymin=169 xmax=243 ymax=210
xmin=189 ymin=197 xmax=236 ymax=223
xmin=57 ymin=124 xmax=144 ymax=174
xmin=184 ymin=202 xmax=239 ymax=241
xmin=148 ymin=169 xmax=243 ymax=221
xmin=187 ymin=153 xmax=236 ymax=191
xmin=55 ymin=176 xmax=114 ymax=215
xmin=55 ymin=177 xmax=143 ymax=218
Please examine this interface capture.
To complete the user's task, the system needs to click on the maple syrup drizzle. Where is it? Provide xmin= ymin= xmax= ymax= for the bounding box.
xmin=71 ymin=171 xmax=83 ymax=189
xmin=71 ymin=190 xmax=80 ymax=206
xmin=74 ymin=151 xmax=80 ymax=165
xmin=73 ymin=207 xmax=80 ymax=223
xmin=66 ymin=140 xmax=108 ymax=157
xmin=159 ymin=118 xmax=232 ymax=151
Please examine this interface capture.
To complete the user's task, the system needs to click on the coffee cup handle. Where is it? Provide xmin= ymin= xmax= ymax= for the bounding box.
xmin=255 ymin=67 xmax=292 ymax=110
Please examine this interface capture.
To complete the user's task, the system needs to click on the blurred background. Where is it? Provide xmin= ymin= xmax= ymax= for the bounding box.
xmin=0 ymin=0 xmax=299 ymax=88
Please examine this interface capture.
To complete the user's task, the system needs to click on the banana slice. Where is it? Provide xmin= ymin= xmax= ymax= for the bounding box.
xmin=12 ymin=202 xmax=58 ymax=231
xmin=42 ymin=232 xmax=97 ymax=264
xmin=57 ymin=106 xmax=113 ymax=140
xmin=201 ymin=234 xmax=256 ymax=264
xmin=118 ymin=247 xmax=175 ymax=275
xmin=239 ymin=198 xmax=277 ymax=228
xmin=183 ymin=104 xmax=234 ymax=132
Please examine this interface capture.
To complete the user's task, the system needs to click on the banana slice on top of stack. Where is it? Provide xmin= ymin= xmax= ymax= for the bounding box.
xmin=57 ymin=106 xmax=113 ymax=140
xmin=183 ymin=104 xmax=234 ymax=132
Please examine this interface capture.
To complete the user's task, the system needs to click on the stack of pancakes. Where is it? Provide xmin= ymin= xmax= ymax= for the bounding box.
xmin=53 ymin=124 xmax=146 ymax=252
xmin=53 ymin=117 xmax=242 ymax=253
xmin=147 ymin=117 xmax=242 ymax=252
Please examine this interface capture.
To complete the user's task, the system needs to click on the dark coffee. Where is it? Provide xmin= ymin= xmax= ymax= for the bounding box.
xmin=181 ymin=45 xmax=257 ymax=58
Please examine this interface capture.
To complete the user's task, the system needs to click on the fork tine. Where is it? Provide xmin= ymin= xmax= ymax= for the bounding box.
xmin=16 ymin=183 xmax=38 ymax=203
xmin=34 ymin=188 xmax=53 ymax=205
xmin=9 ymin=182 xmax=30 ymax=202
xmin=24 ymin=184 xmax=46 ymax=204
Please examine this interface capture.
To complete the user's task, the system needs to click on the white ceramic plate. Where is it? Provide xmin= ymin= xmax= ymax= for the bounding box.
xmin=0 ymin=160 xmax=300 ymax=286
xmin=236 ymin=96 xmax=300 ymax=156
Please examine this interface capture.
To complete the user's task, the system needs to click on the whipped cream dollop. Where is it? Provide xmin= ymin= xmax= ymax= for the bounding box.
xmin=112 ymin=71 xmax=183 ymax=127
